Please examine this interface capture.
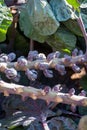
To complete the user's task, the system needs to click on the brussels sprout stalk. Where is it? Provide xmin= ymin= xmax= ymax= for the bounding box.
xmin=77 ymin=14 xmax=87 ymax=54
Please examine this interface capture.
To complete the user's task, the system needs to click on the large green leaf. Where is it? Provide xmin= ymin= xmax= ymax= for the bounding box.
xmin=19 ymin=0 xmax=59 ymax=38
xmin=0 ymin=1 xmax=12 ymax=42
xmin=19 ymin=6 xmax=48 ymax=43
xmin=26 ymin=0 xmax=59 ymax=36
xmin=46 ymin=26 xmax=76 ymax=53
xmin=50 ymin=0 xmax=75 ymax=22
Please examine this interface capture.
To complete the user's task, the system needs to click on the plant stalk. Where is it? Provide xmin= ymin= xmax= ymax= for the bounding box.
xmin=77 ymin=14 xmax=87 ymax=54
xmin=0 ymin=80 xmax=87 ymax=106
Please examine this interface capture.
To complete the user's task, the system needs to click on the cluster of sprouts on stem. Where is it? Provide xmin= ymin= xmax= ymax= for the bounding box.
xmin=0 ymin=49 xmax=87 ymax=81
xmin=0 ymin=49 xmax=87 ymax=109
xmin=0 ymin=9 xmax=87 ymax=114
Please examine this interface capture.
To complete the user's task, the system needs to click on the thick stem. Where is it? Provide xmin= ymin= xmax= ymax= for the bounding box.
xmin=30 ymin=39 xmax=34 ymax=51
xmin=0 ymin=54 xmax=86 ymax=72
xmin=0 ymin=80 xmax=87 ymax=106
xmin=77 ymin=14 xmax=87 ymax=54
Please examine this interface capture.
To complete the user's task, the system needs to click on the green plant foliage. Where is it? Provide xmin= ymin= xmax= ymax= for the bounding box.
xmin=0 ymin=109 xmax=77 ymax=130
xmin=66 ymin=0 xmax=80 ymax=11
xmin=50 ymin=0 xmax=75 ymax=22
xmin=0 ymin=0 xmax=12 ymax=42
xmin=19 ymin=7 xmax=48 ymax=43
xmin=80 ymin=75 xmax=87 ymax=91
xmin=7 ymin=26 xmax=29 ymax=56
xmin=9 ymin=125 xmax=25 ymax=130
xmin=78 ymin=106 xmax=87 ymax=115
xmin=19 ymin=0 xmax=60 ymax=42
xmin=80 ymin=0 xmax=87 ymax=7
xmin=63 ymin=19 xmax=83 ymax=36
xmin=81 ymin=13 xmax=87 ymax=29
xmin=26 ymin=0 xmax=59 ymax=36
xmin=48 ymin=117 xmax=77 ymax=130
xmin=46 ymin=26 xmax=76 ymax=52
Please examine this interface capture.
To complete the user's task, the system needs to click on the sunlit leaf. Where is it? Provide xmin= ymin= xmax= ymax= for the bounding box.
xmin=50 ymin=0 xmax=75 ymax=22
xmin=0 ymin=1 xmax=12 ymax=42
xmin=66 ymin=0 xmax=80 ymax=11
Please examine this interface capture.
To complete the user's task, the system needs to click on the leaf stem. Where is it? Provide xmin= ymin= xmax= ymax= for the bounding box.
xmin=40 ymin=113 xmax=50 ymax=130
xmin=77 ymin=14 xmax=87 ymax=54
xmin=42 ymin=121 xmax=50 ymax=130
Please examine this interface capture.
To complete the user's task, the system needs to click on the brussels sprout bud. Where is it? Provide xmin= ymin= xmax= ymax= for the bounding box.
xmin=28 ymin=50 xmax=38 ymax=61
xmin=36 ymin=53 xmax=46 ymax=60
xmin=79 ymin=90 xmax=86 ymax=96
xmin=38 ymin=63 xmax=49 ymax=70
xmin=52 ymin=84 xmax=62 ymax=93
xmin=43 ymin=69 xmax=53 ymax=78
xmin=47 ymin=52 xmax=55 ymax=61
xmin=69 ymin=88 xmax=75 ymax=96
xmin=44 ymin=86 xmax=51 ymax=94
xmin=55 ymin=64 xmax=66 ymax=75
xmin=8 ymin=52 xmax=16 ymax=61
xmin=72 ymin=64 xmax=81 ymax=73
xmin=72 ymin=48 xmax=78 ymax=57
xmin=5 ymin=68 xmax=17 ymax=79
xmin=17 ymin=57 xmax=27 ymax=68
xmin=25 ymin=69 xmax=38 ymax=81
xmin=0 ymin=54 xmax=8 ymax=62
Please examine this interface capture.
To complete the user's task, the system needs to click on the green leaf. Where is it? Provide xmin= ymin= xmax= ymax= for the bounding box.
xmin=66 ymin=0 xmax=80 ymax=11
xmin=19 ymin=5 xmax=48 ymax=43
xmin=81 ymin=13 xmax=87 ymax=29
xmin=63 ymin=19 xmax=83 ymax=36
xmin=46 ymin=26 xmax=76 ymax=53
xmin=50 ymin=0 xmax=75 ymax=22
xmin=19 ymin=0 xmax=59 ymax=41
xmin=0 ymin=1 xmax=12 ymax=42
xmin=26 ymin=0 xmax=59 ymax=36
xmin=0 ymin=20 xmax=12 ymax=42
xmin=9 ymin=125 xmax=25 ymax=130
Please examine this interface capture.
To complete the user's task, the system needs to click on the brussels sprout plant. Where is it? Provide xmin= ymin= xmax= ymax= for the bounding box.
xmin=0 ymin=0 xmax=87 ymax=130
